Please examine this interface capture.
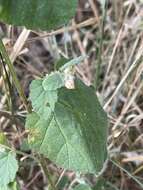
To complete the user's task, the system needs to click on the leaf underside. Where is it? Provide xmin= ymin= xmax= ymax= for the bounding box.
xmin=0 ymin=0 xmax=77 ymax=30
xmin=26 ymin=79 xmax=108 ymax=174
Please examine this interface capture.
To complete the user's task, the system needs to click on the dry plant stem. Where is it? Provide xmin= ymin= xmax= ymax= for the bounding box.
xmin=72 ymin=20 xmax=87 ymax=61
xmin=133 ymin=165 xmax=143 ymax=175
xmin=125 ymin=35 xmax=141 ymax=70
xmin=102 ymin=26 xmax=124 ymax=94
xmin=72 ymin=20 xmax=89 ymax=70
xmin=25 ymin=171 xmax=42 ymax=188
xmin=88 ymin=0 xmax=100 ymax=24
xmin=110 ymin=159 xmax=143 ymax=189
xmin=0 ymin=29 xmax=30 ymax=86
xmin=122 ymin=156 xmax=143 ymax=163
xmin=102 ymin=3 xmax=136 ymax=94
xmin=27 ymin=18 xmax=97 ymax=43
xmin=10 ymin=28 xmax=30 ymax=62
xmin=0 ymin=110 xmax=13 ymax=119
xmin=108 ymin=81 xmax=143 ymax=150
xmin=0 ymin=144 xmax=37 ymax=162
xmin=112 ymin=64 xmax=143 ymax=130
xmin=0 ymin=39 xmax=30 ymax=112
xmin=104 ymin=45 xmax=143 ymax=109
xmin=0 ymin=29 xmax=30 ymax=112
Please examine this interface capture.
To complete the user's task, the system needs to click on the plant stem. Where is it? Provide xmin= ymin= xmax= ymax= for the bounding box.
xmin=39 ymin=156 xmax=57 ymax=190
xmin=0 ymin=143 xmax=38 ymax=162
xmin=0 ymin=39 xmax=31 ymax=113
xmin=94 ymin=0 xmax=108 ymax=90
xmin=110 ymin=158 xmax=143 ymax=189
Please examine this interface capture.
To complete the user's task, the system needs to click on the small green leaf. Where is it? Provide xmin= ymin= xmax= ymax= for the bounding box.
xmin=29 ymin=79 xmax=52 ymax=117
xmin=42 ymin=72 xmax=64 ymax=91
xmin=26 ymin=79 xmax=108 ymax=174
xmin=30 ymin=72 xmax=65 ymax=112
xmin=73 ymin=184 xmax=92 ymax=190
xmin=59 ymin=56 xmax=87 ymax=71
xmin=0 ymin=151 xmax=18 ymax=186
xmin=0 ymin=0 xmax=77 ymax=30
xmin=30 ymin=78 xmax=59 ymax=113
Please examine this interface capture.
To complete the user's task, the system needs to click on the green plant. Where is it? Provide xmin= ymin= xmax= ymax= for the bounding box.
xmin=0 ymin=1 xmax=108 ymax=189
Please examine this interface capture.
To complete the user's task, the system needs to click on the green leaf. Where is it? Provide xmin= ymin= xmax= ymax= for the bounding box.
xmin=59 ymin=56 xmax=87 ymax=72
xmin=30 ymin=72 xmax=65 ymax=112
xmin=73 ymin=184 xmax=92 ymax=190
xmin=0 ymin=181 xmax=20 ymax=190
xmin=26 ymin=79 xmax=108 ymax=174
xmin=29 ymin=79 xmax=52 ymax=117
xmin=0 ymin=0 xmax=77 ymax=30
xmin=0 ymin=151 xmax=18 ymax=186
xmin=42 ymin=72 xmax=65 ymax=91
xmin=29 ymin=77 xmax=61 ymax=113
xmin=9 ymin=181 xmax=20 ymax=190
xmin=0 ymin=185 xmax=10 ymax=190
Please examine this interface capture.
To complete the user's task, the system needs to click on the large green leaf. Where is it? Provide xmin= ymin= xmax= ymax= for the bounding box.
xmin=0 ymin=151 xmax=18 ymax=186
xmin=26 ymin=79 xmax=108 ymax=174
xmin=0 ymin=0 xmax=77 ymax=30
